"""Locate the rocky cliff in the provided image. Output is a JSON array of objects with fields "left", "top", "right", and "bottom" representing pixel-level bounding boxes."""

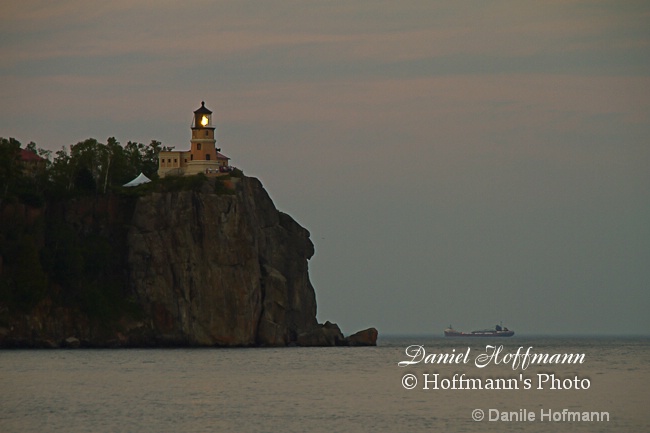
[{"left": 0, "top": 175, "right": 376, "bottom": 347}]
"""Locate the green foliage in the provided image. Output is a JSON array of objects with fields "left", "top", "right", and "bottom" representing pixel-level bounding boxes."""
[
  {"left": 0, "top": 136, "right": 227, "bottom": 204},
  {"left": 0, "top": 137, "right": 25, "bottom": 203},
  {"left": 0, "top": 136, "right": 166, "bottom": 201},
  {"left": 47, "top": 147, "right": 74, "bottom": 198},
  {"left": 213, "top": 177, "right": 236, "bottom": 195},
  {"left": 74, "top": 167, "right": 97, "bottom": 194},
  {"left": 158, "top": 173, "right": 208, "bottom": 192}
]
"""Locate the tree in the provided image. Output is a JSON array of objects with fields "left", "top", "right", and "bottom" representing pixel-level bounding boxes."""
[
  {"left": 101, "top": 137, "right": 120, "bottom": 193},
  {"left": 25, "top": 141, "right": 38, "bottom": 155},
  {"left": 123, "top": 139, "right": 164, "bottom": 180},
  {"left": 124, "top": 141, "right": 144, "bottom": 179},
  {"left": 0, "top": 137, "right": 24, "bottom": 203},
  {"left": 143, "top": 140, "right": 164, "bottom": 179},
  {"left": 70, "top": 138, "right": 103, "bottom": 192},
  {"left": 5, "top": 136, "right": 172, "bottom": 198},
  {"left": 74, "top": 167, "right": 96, "bottom": 194},
  {"left": 48, "top": 146, "right": 75, "bottom": 195}
]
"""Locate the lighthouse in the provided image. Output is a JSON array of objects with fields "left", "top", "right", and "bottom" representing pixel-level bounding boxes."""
[{"left": 158, "top": 102, "right": 230, "bottom": 177}]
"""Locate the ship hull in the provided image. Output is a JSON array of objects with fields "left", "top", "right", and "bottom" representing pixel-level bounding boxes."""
[{"left": 444, "top": 330, "right": 514, "bottom": 337}]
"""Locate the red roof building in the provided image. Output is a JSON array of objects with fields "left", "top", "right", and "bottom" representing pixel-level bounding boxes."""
[
  {"left": 20, "top": 149, "right": 45, "bottom": 163},
  {"left": 20, "top": 149, "right": 46, "bottom": 174}
]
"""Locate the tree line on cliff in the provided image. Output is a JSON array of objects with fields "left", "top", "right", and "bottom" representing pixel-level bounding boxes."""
[{"left": 0, "top": 136, "right": 169, "bottom": 207}]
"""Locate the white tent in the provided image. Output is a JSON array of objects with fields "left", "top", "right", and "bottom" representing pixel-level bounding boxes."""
[{"left": 123, "top": 172, "right": 152, "bottom": 187}]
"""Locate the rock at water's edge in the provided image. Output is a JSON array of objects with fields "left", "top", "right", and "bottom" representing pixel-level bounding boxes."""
[
  {"left": 345, "top": 328, "right": 378, "bottom": 346},
  {"left": 296, "top": 321, "right": 346, "bottom": 346},
  {"left": 62, "top": 337, "right": 80, "bottom": 348},
  {"left": 297, "top": 324, "right": 379, "bottom": 347}
]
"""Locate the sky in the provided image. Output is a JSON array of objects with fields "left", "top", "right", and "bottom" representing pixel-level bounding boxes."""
[{"left": 1, "top": 0, "right": 649, "bottom": 336}]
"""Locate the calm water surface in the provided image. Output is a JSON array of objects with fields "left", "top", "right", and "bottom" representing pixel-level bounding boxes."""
[{"left": 1, "top": 337, "right": 648, "bottom": 432}]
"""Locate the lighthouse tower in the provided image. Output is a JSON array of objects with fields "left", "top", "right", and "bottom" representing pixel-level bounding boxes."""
[{"left": 190, "top": 101, "right": 218, "bottom": 162}]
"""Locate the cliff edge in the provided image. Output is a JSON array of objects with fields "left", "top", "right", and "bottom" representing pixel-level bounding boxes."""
[{"left": 0, "top": 176, "right": 377, "bottom": 347}]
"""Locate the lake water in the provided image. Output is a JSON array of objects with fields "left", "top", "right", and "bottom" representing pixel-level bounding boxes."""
[{"left": 1, "top": 336, "right": 648, "bottom": 432}]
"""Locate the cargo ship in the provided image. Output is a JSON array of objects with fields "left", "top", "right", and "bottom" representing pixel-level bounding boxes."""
[{"left": 444, "top": 324, "right": 514, "bottom": 337}]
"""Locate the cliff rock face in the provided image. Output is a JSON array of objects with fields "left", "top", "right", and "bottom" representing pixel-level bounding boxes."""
[
  {"left": 0, "top": 176, "right": 376, "bottom": 347},
  {"left": 127, "top": 177, "right": 317, "bottom": 346}
]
